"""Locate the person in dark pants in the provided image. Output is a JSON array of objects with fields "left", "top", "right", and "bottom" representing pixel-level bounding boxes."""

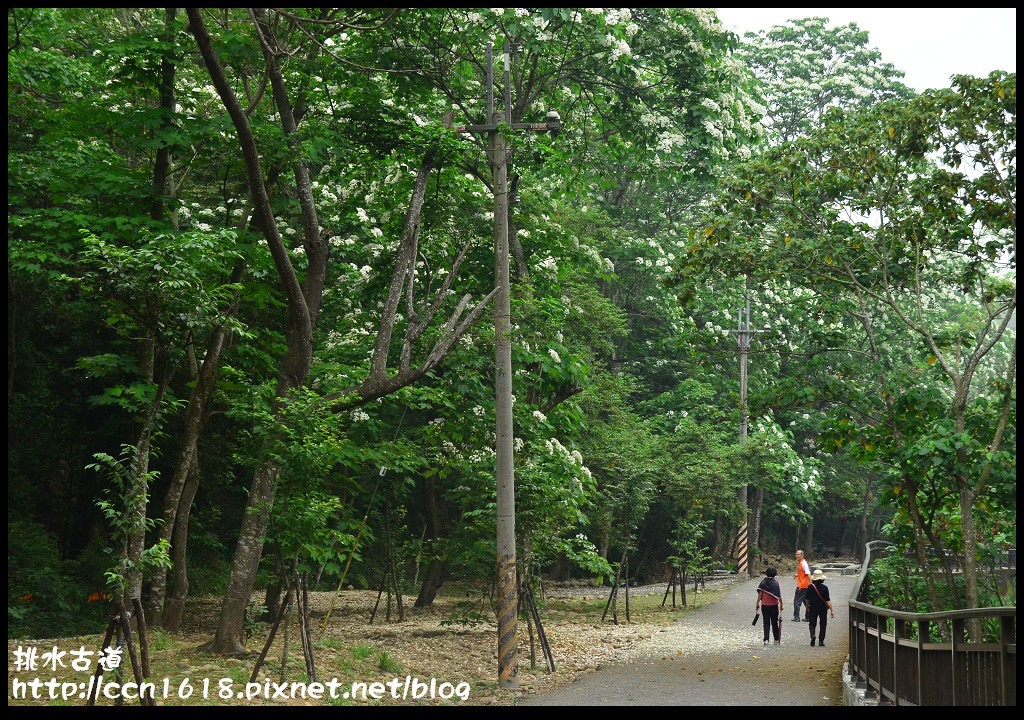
[
  {"left": 792, "top": 548, "right": 811, "bottom": 621},
  {"left": 804, "top": 569, "right": 835, "bottom": 647},
  {"left": 755, "top": 567, "right": 784, "bottom": 645}
]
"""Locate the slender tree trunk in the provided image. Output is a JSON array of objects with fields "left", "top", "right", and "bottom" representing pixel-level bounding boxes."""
[
  {"left": 415, "top": 560, "right": 448, "bottom": 609},
  {"left": 137, "top": 6, "right": 179, "bottom": 623},
  {"left": 750, "top": 487, "right": 764, "bottom": 570},
  {"left": 8, "top": 270, "right": 16, "bottom": 404},
  {"left": 506, "top": 176, "right": 530, "bottom": 281},
  {"left": 263, "top": 544, "right": 286, "bottom": 621},
  {"left": 963, "top": 343, "right": 1015, "bottom": 617},
  {"left": 713, "top": 516, "right": 725, "bottom": 559},
  {"left": 147, "top": 300, "right": 236, "bottom": 626},
  {"left": 834, "top": 518, "right": 847, "bottom": 557},
  {"left": 189, "top": 9, "right": 320, "bottom": 654},
  {"left": 151, "top": 7, "right": 176, "bottom": 223},
  {"left": 213, "top": 462, "right": 282, "bottom": 655},
  {"left": 959, "top": 489, "right": 982, "bottom": 617},
  {"left": 415, "top": 475, "right": 446, "bottom": 608},
  {"left": 125, "top": 340, "right": 172, "bottom": 607},
  {"left": 163, "top": 454, "right": 199, "bottom": 633},
  {"left": 189, "top": 10, "right": 491, "bottom": 653}
]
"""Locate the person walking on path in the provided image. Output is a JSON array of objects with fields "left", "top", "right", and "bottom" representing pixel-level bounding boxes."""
[
  {"left": 804, "top": 569, "right": 835, "bottom": 647},
  {"left": 792, "top": 549, "right": 811, "bottom": 622},
  {"left": 755, "top": 567, "right": 783, "bottom": 645}
]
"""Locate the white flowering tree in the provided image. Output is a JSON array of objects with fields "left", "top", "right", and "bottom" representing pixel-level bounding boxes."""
[
  {"left": 663, "top": 16, "right": 925, "bottom": 563},
  {"left": 16, "top": 8, "right": 967, "bottom": 656},
  {"left": 732, "top": 16, "right": 913, "bottom": 145},
  {"left": 309, "top": 7, "right": 763, "bottom": 601},
  {"left": 740, "top": 415, "right": 824, "bottom": 532},
  {"left": 183, "top": 7, "right": 531, "bottom": 653},
  {"left": 703, "top": 73, "right": 1016, "bottom": 612}
]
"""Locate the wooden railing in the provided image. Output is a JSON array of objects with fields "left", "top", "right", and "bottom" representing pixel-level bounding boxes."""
[{"left": 847, "top": 540, "right": 1016, "bottom": 706}]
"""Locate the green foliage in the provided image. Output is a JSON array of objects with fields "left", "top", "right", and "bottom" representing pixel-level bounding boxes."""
[
  {"left": 667, "top": 518, "right": 715, "bottom": 589},
  {"left": 867, "top": 547, "right": 1015, "bottom": 640},
  {"left": 243, "top": 599, "right": 268, "bottom": 642},
  {"left": 550, "top": 535, "right": 614, "bottom": 585},
  {"left": 740, "top": 415, "right": 824, "bottom": 524},
  {"left": 439, "top": 597, "right": 492, "bottom": 629},
  {"left": 7, "top": 518, "right": 113, "bottom": 638},
  {"left": 86, "top": 444, "right": 170, "bottom": 594},
  {"left": 733, "top": 16, "right": 914, "bottom": 144},
  {"left": 6, "top": 6, "right": 1013, "bottom": 642},
  {"left": 695, "top": 69, "right": 1015, "bottom": 601},
  {"left": 868, "top": 550, "right": 949, "bottom": 614}
]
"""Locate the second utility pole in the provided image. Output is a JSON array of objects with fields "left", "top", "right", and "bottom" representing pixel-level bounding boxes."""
[{"left": 731, "top": 295, "right": 764, "bottom": 577}]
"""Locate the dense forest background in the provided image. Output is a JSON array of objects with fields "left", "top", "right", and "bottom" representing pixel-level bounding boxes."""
[{"left": 8, "top": 8, "right": 1015, "bottom": 650}]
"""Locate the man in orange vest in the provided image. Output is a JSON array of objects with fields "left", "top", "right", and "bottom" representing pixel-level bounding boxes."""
[{"left": 792, "top": 549, "right": 811, "bottom": 622}]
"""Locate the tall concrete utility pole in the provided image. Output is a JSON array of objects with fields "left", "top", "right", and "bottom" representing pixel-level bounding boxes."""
[
  {"left": 730, "top": 295, "right": 764, "bottom": 576},
  {"left": 455, "top": 42, "right": 561, "bottom": 690}
]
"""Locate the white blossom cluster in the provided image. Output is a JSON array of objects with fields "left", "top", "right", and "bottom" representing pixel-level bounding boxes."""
[
  {"left": 752, "top": 415, "right": 822, "bottom": 497},
  {"left": 534, "top": 255, "right": 558, "bottom": 278},
  {"left": 467, "top": 447, "right": 497, "bottom": 465},
  {"left": 567, "top": 236, "right": 614, "bottom": 275},
  {"left": 543, "top": 437, "right": 592, "bottom": 480}
]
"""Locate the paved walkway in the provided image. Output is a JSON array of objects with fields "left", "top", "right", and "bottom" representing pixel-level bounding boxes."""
[{"left": 516, "top": 572, "right": 858, "bottom": 706}]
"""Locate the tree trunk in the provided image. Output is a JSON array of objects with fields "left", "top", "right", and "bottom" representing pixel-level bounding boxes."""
[
  {"left": 712, "top": 516, "right": 725, "bottom": 559},
  {"left": 8, "top": 270, "right": 16, "bottom": 404},
  {"left": 163, "top": 454, "right": 199, "bottom": 633},
  {"left": 414, "top": 475, "right": 446, "bottom": 608},
  {"left": 190, "top": 9, "right": 320, "bottom": 655},
  {"left": 125, "top": 339, "right": 172, "bottom": 606},
  {"left": 750, "top": 487, "right": 764, "bottom": 570},
  {"left": 507, "top": 176, "right": 530, "bottom": 281},
  {"left": 263, "top": 544, "right": 286, "bottom": 621},
  {"left": 150, "top": 7, "right": 176, "bottom": 223},
  {"left": 834, "top": 518, "right": 848, "bottom": 557},
  {"left": 147, "top": 302, "right": 236, "bottom": 626},
  {"left": 211, "top": 462, "right": 281, "bottom": 655},
  {"left": 858, "top": 477, "right": 871, "bottom": 562},
  {"left": 414, "top": 559, "right": 448, "bottom": 608},
  {"left": 803, "top": 517, "right": 814, "bottom": 560},
  {"left": 189, "top": 9, "right": 492, "bottom": 652},
  {"left": 547, "top": 552, "right": 571, "bottom": 582},
  {"left": 128, "top": 4, "right": 179, "bottom": 605},
  {"left": 856, "top": 295, "right": 945, "bottom": 615}
]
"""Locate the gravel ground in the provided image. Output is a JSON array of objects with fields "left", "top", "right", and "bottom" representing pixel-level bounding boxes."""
[
  {"left": 7, "top": 568, "right": 854, "bottom": 707},
  {"left": 537, "top": 574, "right": 758, "bottom": 663},
  {"left": 517, "top": 571, "right": 859, "bottom": 706}
]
